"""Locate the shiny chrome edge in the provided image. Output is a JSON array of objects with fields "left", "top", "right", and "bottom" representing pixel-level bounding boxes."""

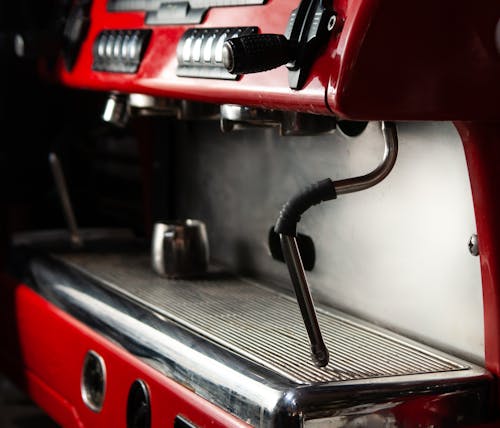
[
  {"left": 81, "top": 350, "right": 107, "bottom": 413},
  {"left": 25, "top": 252, "right": 493, "bottom": 427},
  {"left": 302, "top": 382, "right": 491, "bottom": 427},
  {"left": 28, "top": 254, "right": 286, "bottom": 427}
]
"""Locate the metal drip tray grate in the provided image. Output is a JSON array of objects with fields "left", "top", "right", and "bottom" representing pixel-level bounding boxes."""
[{"left": 54, "top": 252, "right": 467, "bottom": 384}]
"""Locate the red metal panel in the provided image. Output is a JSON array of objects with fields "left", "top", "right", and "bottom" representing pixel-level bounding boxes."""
[
  {"left": 0, "top": 277, "right": 251, "bottom": 428},
  {"left": 456, "top": 122, "right": 500, "bottom": 382},
  {"left": 25, "top": 370, "right": 84, "bottom": 428},
  {"left": 54, "top": 0, "right": 500, "bottom": 119},
  {"left": 328, "top": 1, "right": 500, "bottom": 120},
  {"left": 57, "top": 0, "right": 342, "bottom": 114}
]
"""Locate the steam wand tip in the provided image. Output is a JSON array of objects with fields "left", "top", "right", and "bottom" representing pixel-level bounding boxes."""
[{"left": 311, "top": 344, "right": 330, "bottom": 368}]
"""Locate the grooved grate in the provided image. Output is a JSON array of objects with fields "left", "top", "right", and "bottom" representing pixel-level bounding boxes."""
[{"left": 56, "top": 252, "right": 467, "bottom": 384}]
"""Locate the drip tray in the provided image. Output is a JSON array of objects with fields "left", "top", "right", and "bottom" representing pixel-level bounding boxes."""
[
  {"left": 26, "top": 249, "right": 493, "bottom": 427},
  {"left": 48, "top": 253, "right": 466, "bottom": 383}
]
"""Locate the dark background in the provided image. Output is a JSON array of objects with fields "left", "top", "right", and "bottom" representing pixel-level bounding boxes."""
[{"left": 0, "top": 2, "right": 150, "bottom": 425}]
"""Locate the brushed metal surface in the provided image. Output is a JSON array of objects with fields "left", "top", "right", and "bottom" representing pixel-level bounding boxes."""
[
  {"left": 171, "top": 120, "right": 484, "bottom": 364},
  {"left": 56, "top": 251, "right": 467, "bottom": 384}
]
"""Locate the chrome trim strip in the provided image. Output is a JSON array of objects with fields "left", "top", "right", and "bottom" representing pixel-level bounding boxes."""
[{"left": 29, "top": 255, "right": 286, "bottom": 426}]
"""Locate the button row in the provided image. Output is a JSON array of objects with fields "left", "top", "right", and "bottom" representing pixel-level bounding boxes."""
[
  {"left": 93, "top": 30, "right": 151, "bottom": 73},
  {"left": 176, "top": 27, "right": 257, "bottom": 80}
]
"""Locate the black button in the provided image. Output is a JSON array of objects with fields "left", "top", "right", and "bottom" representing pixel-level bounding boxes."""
[{"left": 127, "top": 379, "right": 151, "bottom": 428}]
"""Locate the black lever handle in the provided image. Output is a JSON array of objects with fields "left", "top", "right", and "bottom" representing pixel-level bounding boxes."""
[
  {"left": 222, "top": 0, "right": 337, "bottom": 89},
  {"left": 222, "top": 34, "right": 293, "bottom": 75}
]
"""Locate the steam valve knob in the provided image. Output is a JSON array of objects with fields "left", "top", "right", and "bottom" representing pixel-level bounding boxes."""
[{"left": 222, "top": 34, "right": 293, "bottom": 75}]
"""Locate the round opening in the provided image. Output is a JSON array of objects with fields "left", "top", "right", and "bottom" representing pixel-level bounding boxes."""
[
  {"left": 337, "top": 120, "right": 368, "bottom": 137},
  {"left": 127, "top": 379, "right": 151, "bottom": 428},
  {"left": 81, "top": 350, "right": 106, "bottom": 412}
]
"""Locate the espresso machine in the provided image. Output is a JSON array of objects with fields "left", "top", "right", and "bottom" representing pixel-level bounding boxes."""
[{"left": 0, "top": 0, "right": 499, "bottom": 427}]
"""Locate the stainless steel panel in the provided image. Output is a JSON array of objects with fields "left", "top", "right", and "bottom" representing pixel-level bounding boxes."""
[{"left": 172, "top": 121, "right": 484, "bottom": 364}]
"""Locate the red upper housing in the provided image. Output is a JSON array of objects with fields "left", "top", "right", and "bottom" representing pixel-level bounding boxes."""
[{"left": 56, "top": 0, "right": 500, "bottom": 119}]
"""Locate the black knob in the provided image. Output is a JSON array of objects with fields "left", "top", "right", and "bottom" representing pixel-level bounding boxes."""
[
  {"left": 222, "top": 34, "right": 292, "bottom": 75},
  {"left": 127, "top": 379, "right": 151, "bottom": 428}
]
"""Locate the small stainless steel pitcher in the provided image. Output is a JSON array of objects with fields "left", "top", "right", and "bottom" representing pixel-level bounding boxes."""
[{"left": 151, "top": 219, "right": 209, "bottom": 278}]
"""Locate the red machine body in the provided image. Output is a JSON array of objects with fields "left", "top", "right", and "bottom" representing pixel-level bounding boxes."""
[
  {"left": 2, "top": 0, "right": 500, "bottom": 426},
  {"left": 0, "top": 277, "right": 250, "bottom": 428},
  {"left": 57, "top": 0, "right": 500, "bottom": 119}
]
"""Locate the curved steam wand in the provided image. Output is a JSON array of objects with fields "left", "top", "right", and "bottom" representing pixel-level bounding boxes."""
[{"left": 274, "top": 121, "right": 398, "bottom": 367}]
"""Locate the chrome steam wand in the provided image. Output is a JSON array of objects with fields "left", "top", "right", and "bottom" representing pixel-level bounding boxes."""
[{"left": 275, "top": 121, "right": 398, "bottom": 367}]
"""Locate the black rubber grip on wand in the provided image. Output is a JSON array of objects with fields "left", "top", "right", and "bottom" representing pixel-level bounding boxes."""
[
  {"left": 222, "top": 34, "right": 292, "bottom": 75},
  {"left": 274, "top": 178, "right": 337, "bottom": 236}
]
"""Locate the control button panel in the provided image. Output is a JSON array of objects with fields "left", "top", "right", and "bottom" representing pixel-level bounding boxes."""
[
  {"left": 176, "top": 27, "right": 258, "bottom": 80},
  {"left": 93, "top": 30, "right": 151, "bottom": 73}
]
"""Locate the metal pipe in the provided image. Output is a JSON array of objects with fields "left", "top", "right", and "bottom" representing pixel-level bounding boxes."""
[
  {"left": 280, "top": 234, "right": 329, "bottom": 367},
  {"left": 334, "top": 121, "right": 398, "bottom": 195},
  {"left": 277, "top": 121, "right": 398, "bottom": 367},
  {"left": 49, "top": 152, "right": 83, "bottom": 248}
]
